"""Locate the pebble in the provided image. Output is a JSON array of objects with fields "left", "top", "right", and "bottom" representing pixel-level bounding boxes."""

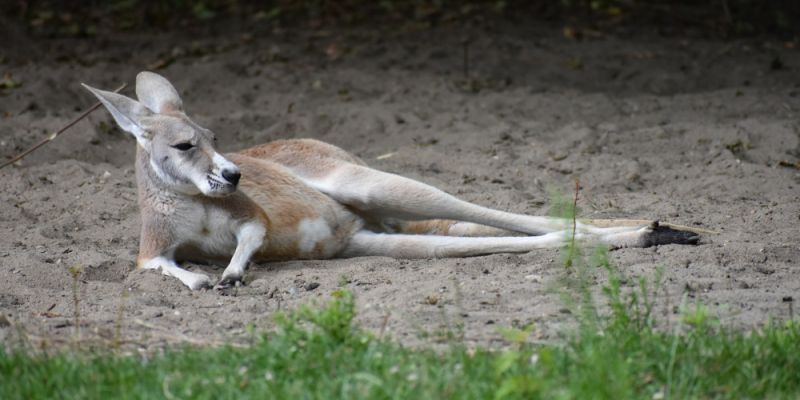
[{"left": 524, "top": 274, "right": 542, "bottom": 282}]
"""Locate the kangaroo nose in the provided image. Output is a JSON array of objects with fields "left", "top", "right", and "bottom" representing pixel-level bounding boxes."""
[{"left": 222, "top": 169, "right": 241, "bottom": 186}]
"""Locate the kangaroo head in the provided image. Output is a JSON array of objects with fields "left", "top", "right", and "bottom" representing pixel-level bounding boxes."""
[{"left": 83, "top": 72, "right": 240, "bottom": 197}]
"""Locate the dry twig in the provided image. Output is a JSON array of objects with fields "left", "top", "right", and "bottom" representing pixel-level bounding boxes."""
[{"left": 0, "top": 83, "right": 126, "bottom": 170}]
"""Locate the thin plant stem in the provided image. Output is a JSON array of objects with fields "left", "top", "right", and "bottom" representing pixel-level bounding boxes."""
[{"left": 0, "top": 83, "right": 126, "bottom": 170}]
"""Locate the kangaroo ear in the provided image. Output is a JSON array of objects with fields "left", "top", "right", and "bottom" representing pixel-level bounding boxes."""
[
  {"left": 82, "top": 83, "right": 153, "bottom": 144},
  {"left": 135, "top": 71, "right": 183, "bottom": 113}
]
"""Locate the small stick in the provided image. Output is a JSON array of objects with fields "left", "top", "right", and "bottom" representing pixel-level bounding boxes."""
[
  {"left": 462, "top": 36, "right": 471, "bottom": 81},
  {"left": 571, "top": 178, "right": 580, "bottom": 249},
  {"left": 68, "top": 264, "right": 82, "bottom": 344},
  {"left": 0, "top": 83, "right": 126, "bottom": 171},
  {"left": 114, "top": 288, "right": 129, "bottom": 352},
  {"left": 378, "top": 312, "right": 391, "bottom": 339},
  {"left": 565, "top": 177, "right": 580, "bottom": 267},
  {"left": 720, "top": 0, "right": 733, "bottom": 25}
]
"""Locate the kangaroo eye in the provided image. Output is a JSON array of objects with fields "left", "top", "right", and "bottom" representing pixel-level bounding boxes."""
[{"left": 172, "top": 142, "right": 194, "bottom": 151}]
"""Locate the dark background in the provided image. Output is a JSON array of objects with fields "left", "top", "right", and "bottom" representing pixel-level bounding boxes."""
[
  {"left": 1, "top": 0, "right": 799, "bottom": 350},
  {"left": 3, "top": 1, "right": 800, "bottom": 38}
]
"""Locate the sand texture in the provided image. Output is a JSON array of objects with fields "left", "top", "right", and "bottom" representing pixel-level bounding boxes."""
[{"left": 1, "top": 23, "right": 798, "bottom": 349}]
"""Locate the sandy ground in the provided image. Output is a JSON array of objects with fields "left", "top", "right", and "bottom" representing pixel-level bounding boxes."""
[{"left": 1, "top": 21, "right": 799, "bottom": 350}]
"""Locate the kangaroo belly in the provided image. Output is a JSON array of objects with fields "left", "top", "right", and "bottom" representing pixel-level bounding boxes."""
[
  {"left": 229, "top": 153, "right": 363, "bottom": 261},
  {"left": 256, "top": 214, "right": 361, "bottom": 261}
]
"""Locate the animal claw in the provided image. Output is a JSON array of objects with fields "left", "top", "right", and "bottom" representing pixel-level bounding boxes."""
[
  {"left": 642, "top": 224, "right": 700, "bottom": 247},
  {"left": 214, "top": 275, "right": 244, "bottom": 292}
]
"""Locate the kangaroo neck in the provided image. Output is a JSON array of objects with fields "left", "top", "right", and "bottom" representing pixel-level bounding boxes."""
[{"left": 135, "top": 145, "right": 191, "bottom": 215}]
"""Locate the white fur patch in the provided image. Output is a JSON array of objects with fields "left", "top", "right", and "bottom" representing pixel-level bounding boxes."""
[
  {"left": 212, "top": 152, "right": 239, "bottom": 175},
  {"left": 221, "top": 222, "right": 266, "bottom": 280},
  {"left": 142, "top": 256, "right": 167, "bottom": 270},
  {"left": 237, "top": 222, "right": 266, "bottom": 249},
  {"left": 447, "top": 222, "right": 474, "bottom": 237},
  {"left": 172, "top": 205, "right": 238, "bottom": 256},
  {"left": 150, "top": 158, "right": 173, "bottom": 184},
  {"left": 297, "top": 218, "right": 332, "bottom": 253},
  {"left": 189, "top": 170, "right": 214, "bottom": 195},
  {"left": 142, "top": 256, "right": 211, "bottom": 290},
  {"left": 133, "top": 131, "right": 150, "bottom": 148}
]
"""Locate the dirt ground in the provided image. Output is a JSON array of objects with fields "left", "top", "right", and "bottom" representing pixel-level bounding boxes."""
[{"left": 1, "top": 20, "right": 799, "bottom": 350}]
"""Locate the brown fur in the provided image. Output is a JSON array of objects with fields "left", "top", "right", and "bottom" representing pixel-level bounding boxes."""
[
  {"left": 240, "top": 139, "right": 367, "bottom": 178},
  {"left": 227, "top": 153, "right": 362, "bottom": 260},
  {"left": 85, "top": 71, "right": 700, "bottom": 291},
  {"left": 395, "top": 219, "right": 454, "bottom": 235}
]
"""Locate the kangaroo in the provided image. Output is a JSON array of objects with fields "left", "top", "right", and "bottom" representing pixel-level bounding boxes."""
[{"left": 83, "top": 72, "right": 699, "bottom": 291}]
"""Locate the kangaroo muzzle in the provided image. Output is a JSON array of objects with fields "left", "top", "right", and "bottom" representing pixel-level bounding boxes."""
[{"left": 222, "top": 168, "right": 241, "bottom": 186}]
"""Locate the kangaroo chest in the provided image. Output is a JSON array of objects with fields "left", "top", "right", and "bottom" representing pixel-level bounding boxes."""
[
  {"left": 171, "top": 202, "right": 241, "bottom": 257},
  {"left": 162, "top": 191, "right": 361, "bottom": 263}
]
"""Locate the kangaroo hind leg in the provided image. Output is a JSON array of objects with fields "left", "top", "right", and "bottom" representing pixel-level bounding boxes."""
[
  {"left": 339, "top": 230, "right": 568, "bottom": 259},
  {"left": 383, "top": 219, "right": 523, "bottom": 237},
  {"left": 312, "top": 163, "right": 700, "bottom": 247}
]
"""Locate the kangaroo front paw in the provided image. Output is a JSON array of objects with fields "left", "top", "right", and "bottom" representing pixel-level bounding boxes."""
[{"left": 215, "top": 274, "right": 245, "bottom": 291}]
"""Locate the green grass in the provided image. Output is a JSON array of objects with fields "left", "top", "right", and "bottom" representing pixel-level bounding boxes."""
[
  {"left": 3, "top": 188, "right": 799, "bottom": 398},
  {"left": 2, "top": 283, "right": 799, "bottom": 399}
]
